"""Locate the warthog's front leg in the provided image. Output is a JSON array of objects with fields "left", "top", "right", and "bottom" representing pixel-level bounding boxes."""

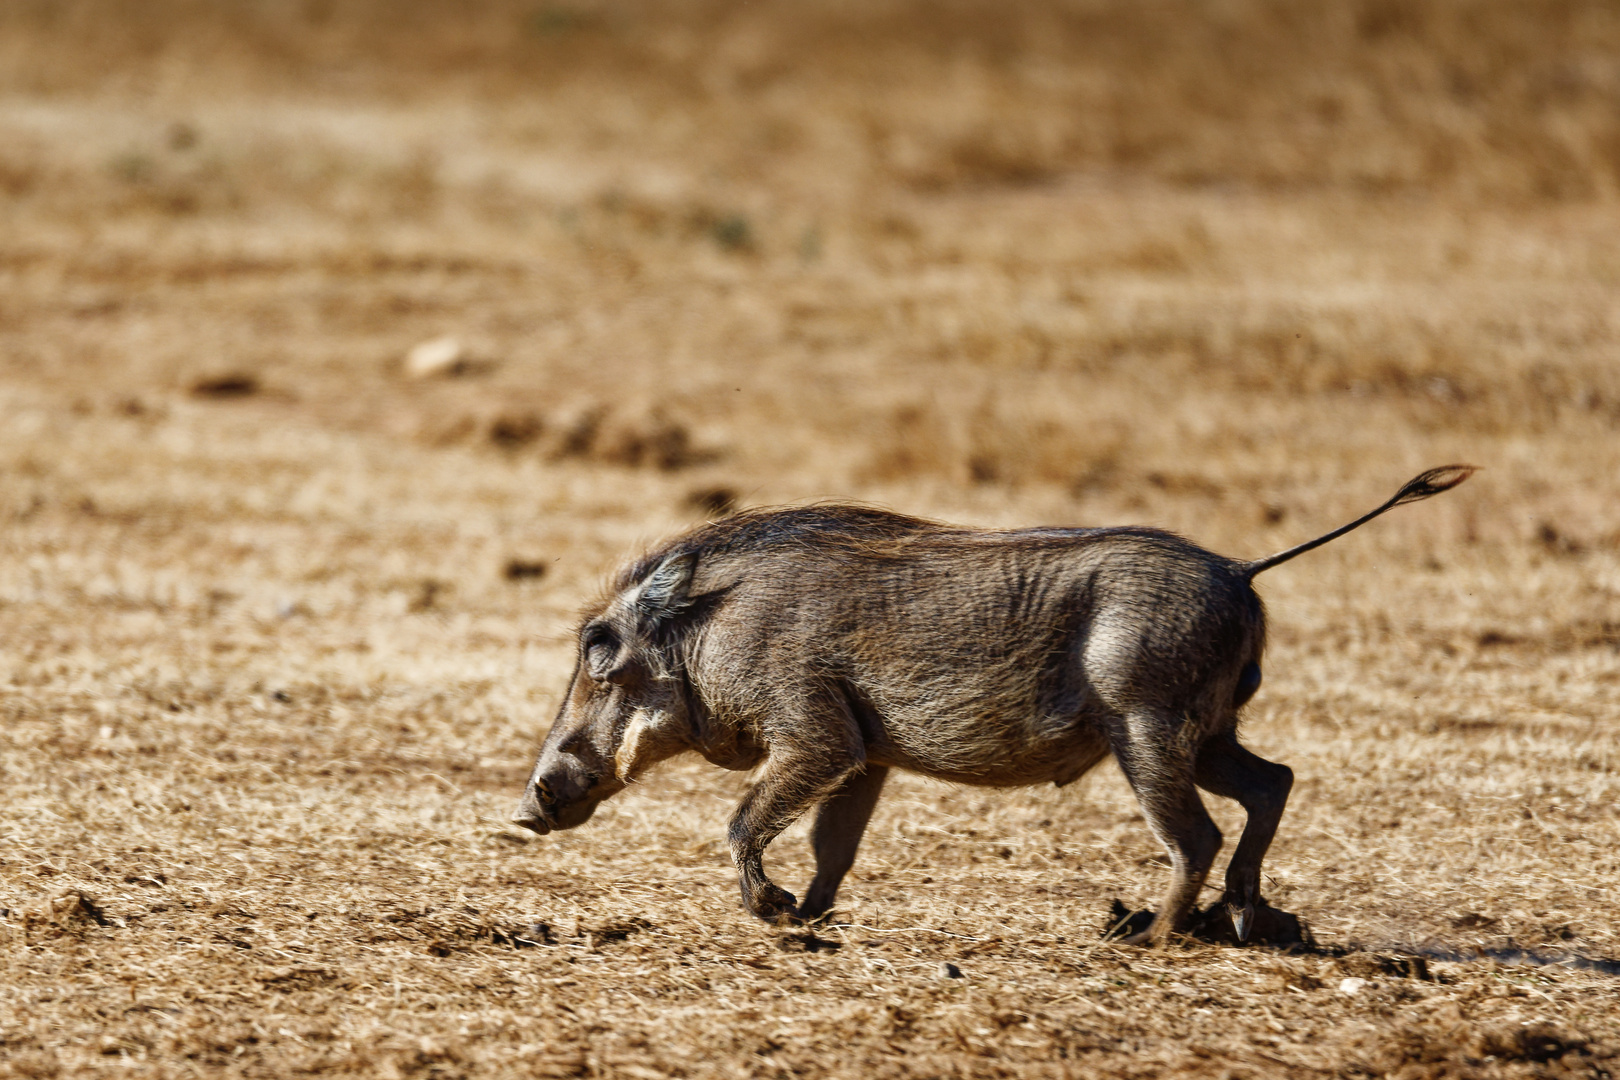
[
  {"left": 1195, "top": 732, "right": 1294, "bottom": 941},
  {"left": 728, "top": 752, "right": 862, "bottom": 922},
  {"left": 1109, "top": 710, "right": 1223, "bottom": 947},
  {"left": 798, "top": 764, "right": 889, "bottom": 920}
]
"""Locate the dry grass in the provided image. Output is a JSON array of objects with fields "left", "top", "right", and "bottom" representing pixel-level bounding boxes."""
[{"left": 3, "top": 2, "right": 1620, "bottom": 1077}]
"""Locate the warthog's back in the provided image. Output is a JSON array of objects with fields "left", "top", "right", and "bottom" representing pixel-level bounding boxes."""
[{"left": 656, "top": 507, "right": 1265, "bottom": 787}]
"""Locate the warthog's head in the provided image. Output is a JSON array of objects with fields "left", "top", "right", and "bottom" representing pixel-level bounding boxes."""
[{"left": 512, "top": 552, "right": 698, "bottom": 835}]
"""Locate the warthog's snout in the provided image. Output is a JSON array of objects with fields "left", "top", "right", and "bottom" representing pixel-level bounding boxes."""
[
  {"left": 511, "top": 779, "right": 554, "bottom": 835},
  {"left": 512, "top": 769, "right": 605, "bottom": 835}
]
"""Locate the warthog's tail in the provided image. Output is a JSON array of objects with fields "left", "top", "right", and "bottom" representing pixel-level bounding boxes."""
[{"left": 1243, "top": 465, "right": 1477, "bottom": 579}]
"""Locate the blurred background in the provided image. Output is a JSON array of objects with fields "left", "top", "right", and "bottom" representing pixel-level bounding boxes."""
[{"left": 4, "top": 2, "right": 1619, "bottom": 514}]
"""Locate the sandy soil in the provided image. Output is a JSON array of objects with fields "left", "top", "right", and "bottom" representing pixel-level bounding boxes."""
[{"left": 3, "top": 3, "right": 1620, "bottom": 1077}]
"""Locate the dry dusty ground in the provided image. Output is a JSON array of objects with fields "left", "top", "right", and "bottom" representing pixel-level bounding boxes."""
[{"left": 3, "top": 2, "right": 1620, "bottom": 1077}]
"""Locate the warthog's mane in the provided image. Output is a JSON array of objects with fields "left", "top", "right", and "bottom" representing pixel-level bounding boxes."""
[
  {"left": 610, "top": 503, "right": 1190, "bottom": 596},
  {"left": 614, "top": 504, "right": 939, "bottom": 591}
]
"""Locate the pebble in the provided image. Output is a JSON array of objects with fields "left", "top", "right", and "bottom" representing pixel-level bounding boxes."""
[
  {"left": 1337, "top": 977, "right": 1369, "bottom": 995},
  {"left": 938, "top": 962, "right": 963, "bottom": 980},
  {"left": 405, "top": 336, "right": 465, "bottom": 378}
]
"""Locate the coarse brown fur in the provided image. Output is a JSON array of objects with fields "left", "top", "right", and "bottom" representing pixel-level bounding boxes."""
[{"left": 515, "top": 467, "right": 1474, "bottom": 946}]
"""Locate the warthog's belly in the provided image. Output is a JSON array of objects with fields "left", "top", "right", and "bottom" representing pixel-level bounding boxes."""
[{"left": 864, "top": 707, "right": 1113, "bottom": 789}]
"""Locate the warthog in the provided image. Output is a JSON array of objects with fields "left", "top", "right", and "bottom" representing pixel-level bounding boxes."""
[{"left": 514, "top": 466, "right": 1473, "bottom": 945}]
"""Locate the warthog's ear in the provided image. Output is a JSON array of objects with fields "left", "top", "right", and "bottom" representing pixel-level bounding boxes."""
[{"left": 630, "top": 550, "right": 697, "bottom": 624}]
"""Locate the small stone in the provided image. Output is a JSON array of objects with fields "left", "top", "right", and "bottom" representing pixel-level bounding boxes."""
[
  {"left": 1337, "top": 977, "right": 1369, "bottom": 995},
  {"left": 938, "top": 962, "right": 963, "bottom": 980},
  {"left": 405, "top": 336, "right": 465, "bottom": 378}
]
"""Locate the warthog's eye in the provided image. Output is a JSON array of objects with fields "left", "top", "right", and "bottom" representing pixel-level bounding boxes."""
[{"left": 582, "top": 623, "right": 621, "bottom": 682}]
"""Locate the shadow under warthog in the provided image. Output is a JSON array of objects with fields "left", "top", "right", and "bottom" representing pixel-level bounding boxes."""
[
  {"left": 1103, "top": 898, "right": 1311, "bottom": 948},
  {"left": 1100, "top": 898, "right": 1620, "bottom": 977}
]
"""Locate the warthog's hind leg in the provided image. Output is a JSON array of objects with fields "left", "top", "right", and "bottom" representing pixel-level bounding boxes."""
[
  {"left": 1108, "top": 710, "right": 1223, "bottom": 946},
  {"left": 798, "top": 764, "right": 889, "bottom": 921},
  {"left": 728, "top": 750, "right": 862, "bottom": 923},
  {"left": 1194, "top": 732, "right": 1293, "bottom": 941}
]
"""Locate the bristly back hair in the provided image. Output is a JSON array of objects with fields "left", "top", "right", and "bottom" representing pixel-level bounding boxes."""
[{"left": 1242, "top": 464, "right": 1477, "bottom": 579}]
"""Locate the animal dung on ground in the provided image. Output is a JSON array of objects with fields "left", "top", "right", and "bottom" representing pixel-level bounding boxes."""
[
  {"left": 189, "top": 372, "right": 259, "bottom": 398},
  {"left": 503, "top": 558, "right": 547, "bottom": 582},
  {"left": 408, "top": 579, "right": 445, "bottom": 612},
  {"left": 404, "top": 336, "right": 465, "bottom": 378},
  {"left": 684, "top": 486, "right": 738, "bottom": 517},
  {"left": 488, "top": 412, "right": 543, "bottom": 449},
  {"left": 587, "top": 408, "right": 708, "bottom": 470},
  {"left": 512, "top": 466, "right": 1473, "bottom": 947}
]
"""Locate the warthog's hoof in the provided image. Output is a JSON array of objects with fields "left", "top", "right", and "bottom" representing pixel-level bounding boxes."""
[{"left": 745, "top": 883, "right": 799, "bottom": 923}]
